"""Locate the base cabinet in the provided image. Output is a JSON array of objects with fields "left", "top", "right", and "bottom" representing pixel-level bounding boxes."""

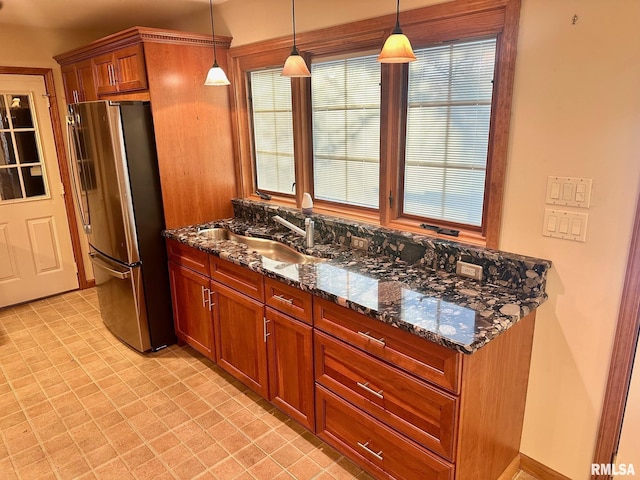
[
  {"left": 213, "top": 281, "right": 269, "bottom": 399},
  {"left": 168, "top": 261, "right": 214, "bottom": 359},
  {"left": 166, "top": 240, "right": 536, "bottom": 480},
  {"left": 266, "top": 306, "right": 315, "bottom": 431}
]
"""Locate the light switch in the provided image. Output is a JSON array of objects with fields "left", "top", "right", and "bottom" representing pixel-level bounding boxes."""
[
  {"left": 546, "top": 176, "right": 592, "bottom": 208},
  {"left": 543, "top": 209, "right": 588, "bottom": 242}
]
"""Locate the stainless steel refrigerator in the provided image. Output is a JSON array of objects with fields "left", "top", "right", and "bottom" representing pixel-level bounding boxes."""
[{"left": 67, "top": 100, "right": 175, "bottom": 352}]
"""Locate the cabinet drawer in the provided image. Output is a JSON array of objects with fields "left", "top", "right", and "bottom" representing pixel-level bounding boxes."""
[
  {"left": 166, "top": 238, "right": 209, "bottom": 276},
  {"left": 314, "top": 331, "right": 457, "bottom": 460},
  {"left": 316, "top": 386, "right": 453, "bottom": 480},
  {"left": 265, "top": 277, "right": 312, "bottom": 324},
  {"left": 210, "top": 256, "right": 264, "bottom": 301},
  {"left": 314, "top": 297, "right": 461, "bottom": 393}
]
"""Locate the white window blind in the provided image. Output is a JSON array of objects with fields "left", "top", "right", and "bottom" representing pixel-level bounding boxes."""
[
  {"left": 250, "top": 68, "right": 294, "bottom": 195},
  {"left": 404, "top": 38, "right": 497, "bottom": 227},
  {"left": 312, "top": 54, "right": 381, "bottom": 208}
]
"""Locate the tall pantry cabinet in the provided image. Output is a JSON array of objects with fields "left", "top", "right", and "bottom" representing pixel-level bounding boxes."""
[{"left": 55, "top": 27, "right": 238, "bottom": 229}]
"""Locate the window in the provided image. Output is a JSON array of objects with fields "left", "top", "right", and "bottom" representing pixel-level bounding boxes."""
[
  {"left": 229, "top": 0, "right": 519, "bottom": 246},
  {"left": 311, "top": 54, "right": 381, "bottom": 209},
  {"left": 403, "top": 38, "right": 497, "bottom": 227},
  {"left": 250, "top": 68, "right": 294, "bottom": 196}
]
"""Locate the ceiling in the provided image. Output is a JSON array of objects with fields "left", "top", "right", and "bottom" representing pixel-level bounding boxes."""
[{"left": 0, "top": 0, "right": 231, "bottom": 31}]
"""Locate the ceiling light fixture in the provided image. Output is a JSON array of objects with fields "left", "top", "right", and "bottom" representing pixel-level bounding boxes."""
[
  {"left": 282, "top": 0, "right": 311, "bottom": 77},
  {"left": 378, "top": 0, "right": 416, "bottom": 63},
  {"left": 204, "top": 0, "right": 230, "bottom": 86}
]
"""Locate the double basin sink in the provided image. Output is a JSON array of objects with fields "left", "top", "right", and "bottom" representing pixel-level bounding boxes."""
[{"left": 198, "top": 228, "right": 324, "bottom": 265}]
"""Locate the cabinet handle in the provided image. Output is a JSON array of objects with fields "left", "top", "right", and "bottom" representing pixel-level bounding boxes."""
[
  {"left": 73, "top": 90, "right": 78, "bottom": 103},
  {"left": 263, "top": 317, "right": 271, "bottom": 343},
  {"left": 273, "top": 294, "right": 294, "bottom": 304},
  {"left": 357, "top": 331, "right": 386, "bottom": 347},
  {"left": 356, "top": 381, "right": 384, "bottom": 399},
  {"left": 108, "top": 65, "right": 116, "bottom": 86},
  {"left": 357, "top": 441, "right": 383, "bottom": 461},
  {"left": 208, "top": 289, "right": 214, "bottom": 311},
  {"left": 201, "top": 285, "right": 210, "bottom": 309}
]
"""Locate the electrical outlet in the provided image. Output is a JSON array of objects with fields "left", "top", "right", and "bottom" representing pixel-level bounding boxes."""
[
  {"left": 351, "top": 236, "right": 369, "bottom": 251},
  {"left": 456, "top": 261, "right": 483, "bottom": 280}
]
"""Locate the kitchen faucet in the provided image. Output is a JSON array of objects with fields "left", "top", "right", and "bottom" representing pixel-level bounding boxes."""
[{"left": 273, "top": 215, "right": 315, "bottom": 248}]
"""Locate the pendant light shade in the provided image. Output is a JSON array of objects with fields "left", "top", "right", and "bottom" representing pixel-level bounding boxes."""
[
  {"left": 282, "top": 0, "right": 310, "bottom": 77},
  {"left": 205, "top": 0, "right": 230, "bottom": 86},
  {"left": 378, "top": 0, "right": 416, "bottom": 63}
]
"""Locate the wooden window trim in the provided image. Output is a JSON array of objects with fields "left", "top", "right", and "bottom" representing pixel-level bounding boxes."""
[{"left": 228, "top": 0, "right": 521, "bottom": 248}]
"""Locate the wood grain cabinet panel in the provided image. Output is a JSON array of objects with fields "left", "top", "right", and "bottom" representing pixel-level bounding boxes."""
[
  {"left": 168, "top": 261, "right": 214, "bottom": 359},
  {"left": 314, "top": 297, "right": 461, "bottom": 393},
  {"left": 211, "top": 256, "right": 264, "bottom": 301},
  {"left": 266, "top": 307, "right": 315, "bottom": 431},
  {"left": 166, "top": 238, "right": 209, "bottom": 276},
  {"left": 93, "top": 44, "right": 147, "bottom": 95},
  {"left": 61, "top": 59, "right": 97, "bottom": 103},
  {"left": 265, "top": 277, "right": 313, "bottom": 324},
  {"left": 213, "top": 280, "right": 268, "bottom": 398},
  {"left": 316, "top": 386, "right": 454, "bottom": 480},
  {"left": 314, "top": 330, "right": 458, "bottom": 460}
]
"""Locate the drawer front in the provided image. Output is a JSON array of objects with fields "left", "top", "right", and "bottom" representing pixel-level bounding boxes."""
[
  {"left": 316, "top": 386, "right": 453, "bottom": 480},
  {"left": 265, "top": 277, "right": 312, "bottom": 324},
  {"left": 315, "top": 331, "right": 457, "bottom": 460},
  {"left": 210, "top": 256, "right": 264, "bottom": 301},
  {"left": 314, "top": 297, "right": 461, "bottom": 393},
  {"left": 166, "top": 238, "right": 209, "bottom": 276}
]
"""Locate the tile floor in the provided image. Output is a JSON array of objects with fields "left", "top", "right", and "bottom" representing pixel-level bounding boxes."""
[{"left": 0, "top": 288, "right": 538, "bottom": 480}]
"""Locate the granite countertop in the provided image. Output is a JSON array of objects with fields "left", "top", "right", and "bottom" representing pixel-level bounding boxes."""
[{"left": 164, "top": 215, "right": 550, "bottom": 355}]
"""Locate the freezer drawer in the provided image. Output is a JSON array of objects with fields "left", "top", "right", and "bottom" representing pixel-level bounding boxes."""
[{"left": 90, "top": 251, "right": 151, "bottom": 352}]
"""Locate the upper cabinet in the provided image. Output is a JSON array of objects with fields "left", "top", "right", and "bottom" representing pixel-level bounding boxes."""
[
  {"left": 55, "top": 27, "right": 239, "bottom": 229},
  {"left": 92, "top": 44, "right": 147, "bottom": 95}
]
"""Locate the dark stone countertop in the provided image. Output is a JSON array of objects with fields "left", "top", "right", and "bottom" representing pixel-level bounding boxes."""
[{"left": 163, "top": 218, "right": 549, "bottom": 354}]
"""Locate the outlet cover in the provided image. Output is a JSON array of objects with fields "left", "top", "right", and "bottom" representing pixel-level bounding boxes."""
[
  {"left": 456, "top": 261, "right": 483, "bottom": 280},
  {"left": 351, "top": 236, "right": 369, "bottom": 251}
]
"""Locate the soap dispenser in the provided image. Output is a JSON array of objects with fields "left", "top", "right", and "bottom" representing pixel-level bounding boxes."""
[{"left": 302, "top": 193, "right": 313, "bottom": 215}]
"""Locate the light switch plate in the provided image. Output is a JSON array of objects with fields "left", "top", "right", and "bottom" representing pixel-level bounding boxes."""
[
  {"left": 543, "top": 209, "right": 588, "bottom": 242},
  {"left": 546, "top": 176, "right": 592, "bottom": 208}
]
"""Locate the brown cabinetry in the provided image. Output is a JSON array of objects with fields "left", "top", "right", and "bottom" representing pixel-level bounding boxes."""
[
  {"left": 168, "top": 261, "right": 215, "bottom": 359},
  {"left": 61, "top": 59, "right": 97, "bottom": 103},
  {"left": 213, "top": 280, "right": 269, "bottom": 398},
  {"left": 56, "top": 27, "right": 238, "bottom": 228},
  {"left": 93, "top": 44, "right": 147, "bottom": 95}
]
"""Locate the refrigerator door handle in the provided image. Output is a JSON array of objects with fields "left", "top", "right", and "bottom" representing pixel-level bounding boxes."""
[
  {"left": 66, "top": 115, "right": 92, "bottom": 234},
  {"left": 89, "top": 253, "right": 130, "bottom": 280}
]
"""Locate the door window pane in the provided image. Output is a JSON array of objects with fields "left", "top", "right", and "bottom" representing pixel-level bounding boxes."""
[
  {"left": 250, "top": 68, "right": 294, "bottom": 195},
  {"left": 312, "top": 54, "right": 381, "bottom": 209},
  {"left": 0, "top": 132, "right": 17, "bottom": 165},
  {"left": 403, "top": 38, "right": 496, "bottom": 227},
  {"left": 0, "top": 168, "right": 22, "bottom": 200},
  {"left": 8, "top": 95, "right": 34, "bottom": 128},
  {"left": 22, "top": 166, "right": 46, "bottom": 197},
  {"left": 14, "top": 131, "right": 41, "bottom": 164}
]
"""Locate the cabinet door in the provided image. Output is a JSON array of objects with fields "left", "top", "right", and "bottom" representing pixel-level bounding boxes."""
[
  {"left": 266, "top": 307, "right": 315, "bottom": 431},
  {"left": 213, "top": 281, "right": 268, "bottom": 398},
  {"left": 93, "top": 52, "right": 118, "bottom": 95},
  {"left": 168, "top": 261, "right": 215, "bottom": 359},
  {"left": 113, "top": 44, "right": 147, "bottom": 92},
  {"left": 76, "top": 59, "right": 97, "bottom": 101},
  {"left": 61, "top": 64, "right": 81, "bottom": 104}
]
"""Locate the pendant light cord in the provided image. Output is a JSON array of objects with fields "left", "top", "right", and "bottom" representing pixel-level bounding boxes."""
[
  {"left": 291, "top": 0, "right": 298, "bottom": 50},
  {"left": 209, "top": 0, "right": 219, "bottom": 65},
  {"left": 393, "top": 0, "right": 402, "bottom": 34}
]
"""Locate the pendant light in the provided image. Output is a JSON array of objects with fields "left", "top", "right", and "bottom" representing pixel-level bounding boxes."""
[
  {"left": 204, "top": 0, "right": 230, "bottom": 86},
  {"left": 378, "top": 0, "right": 416, "bottom": 63},
  {"left": 282, "top": 0, "right": 311, "bottom": 77}
]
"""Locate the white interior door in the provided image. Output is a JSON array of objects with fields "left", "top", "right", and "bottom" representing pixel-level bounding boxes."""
[{"left": 0, "top": 74, "right": 78, "bottom": 307}]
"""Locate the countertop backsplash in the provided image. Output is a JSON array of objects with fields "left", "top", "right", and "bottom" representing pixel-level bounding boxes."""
[{"left": 231, "top": 198, "right": 551, "bottom": 299}]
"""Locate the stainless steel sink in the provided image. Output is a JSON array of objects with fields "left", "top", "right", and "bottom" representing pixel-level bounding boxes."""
[{"left": 198, "top": 228, "right": 324, "bottom": 265}]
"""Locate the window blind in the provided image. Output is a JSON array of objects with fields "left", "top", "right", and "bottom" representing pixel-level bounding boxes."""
[
  {"left": 312, "top": 54, "right": 381, "bottom": 208},
  {"left": 404, "top": 38, "right": 497, "bottom": 227},
  {"left": 250, "top": 68, "right": 294, "bottom": 195}
]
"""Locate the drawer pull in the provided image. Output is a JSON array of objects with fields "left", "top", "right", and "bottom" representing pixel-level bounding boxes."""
[
  {"left": 356, "top": 381, "right": 384, "bottom": 399},
  {"left": 357, "top": 441, "right": 383, "bottom": 461},
  {"left": 357, "top": 330, "right": 386, "bottom": 347},
  {"left": 273, "top": 294, "right": 294, "bottom": 304}
]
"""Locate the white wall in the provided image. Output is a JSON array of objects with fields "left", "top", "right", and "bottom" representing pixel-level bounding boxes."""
[{"left": 185, "top": 1, "right": 640, "bottom": 478}]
